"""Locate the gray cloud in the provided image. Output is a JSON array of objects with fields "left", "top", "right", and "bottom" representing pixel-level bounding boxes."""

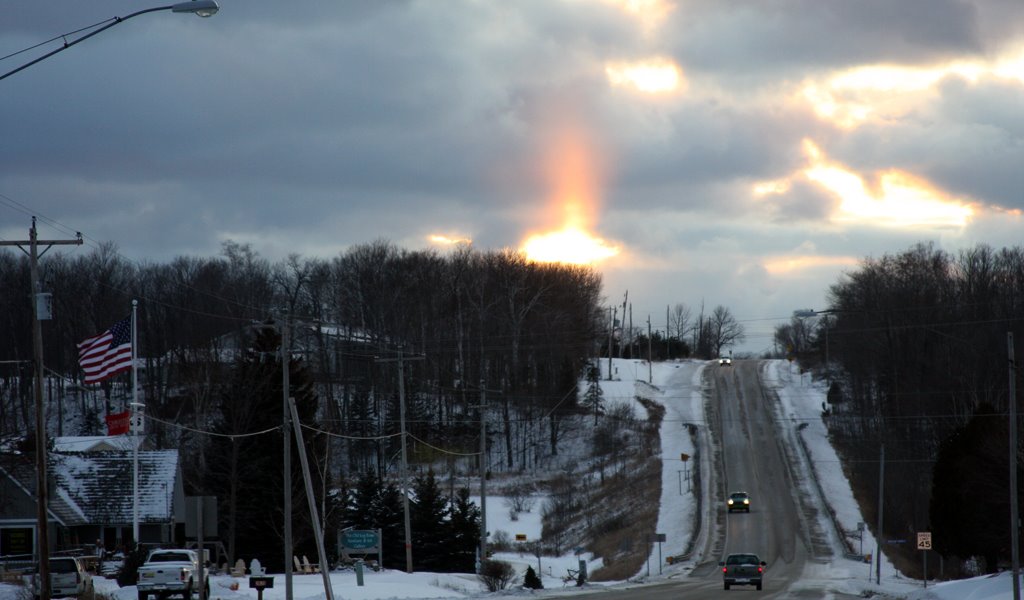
[{"left": 3, "top": 0, "right": 1024, "bottom": 353}]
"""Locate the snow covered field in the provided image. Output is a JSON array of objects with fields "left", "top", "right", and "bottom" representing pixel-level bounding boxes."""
[{"left": 2, "top": 358, "right": 1019, "bottom": 600}]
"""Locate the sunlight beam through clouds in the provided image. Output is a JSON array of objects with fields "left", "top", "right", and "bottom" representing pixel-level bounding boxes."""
[
  {"left": 520, "top": 119, "right": 621, "bottom": 265},
  {"left": 755, "top": 139, "right": 975, "bottom": 229}
]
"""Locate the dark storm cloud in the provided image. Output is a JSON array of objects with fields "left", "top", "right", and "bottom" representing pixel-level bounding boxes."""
[{"left": 669, "top": 0, "right": 983, "bottom": 80}]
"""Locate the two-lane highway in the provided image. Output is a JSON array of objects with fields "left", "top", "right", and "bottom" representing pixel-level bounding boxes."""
[{"left": 574, "top": 360, "right": 858, "bottom": 599}]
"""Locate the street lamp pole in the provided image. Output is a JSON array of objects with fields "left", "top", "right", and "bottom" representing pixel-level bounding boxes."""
[{"left": 0, "top": 1, "right": 219, "bottom": 82}]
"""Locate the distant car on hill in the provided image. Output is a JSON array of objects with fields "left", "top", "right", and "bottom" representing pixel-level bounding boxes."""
[
  {"left": 727, "top": 491, "right": 750, "bottom": 512},
  {"left": 718, "top": 357, "right": 732, "bottom": 366}
]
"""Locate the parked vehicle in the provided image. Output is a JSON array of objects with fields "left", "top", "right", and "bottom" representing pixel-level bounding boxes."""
[
  {"left": 136, "top": 549, "right": 206, "bottom": 600},
  {"left": 719, "top": 553, "right": 766, "bottom": 590},
  {"left": 27, "top": 556, "right": 94, "bottom": 599}
]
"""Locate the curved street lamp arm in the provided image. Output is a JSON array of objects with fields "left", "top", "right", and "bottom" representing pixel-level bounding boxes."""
[{"left": 1, "top": 2, "right": 216, "bottom": 82}]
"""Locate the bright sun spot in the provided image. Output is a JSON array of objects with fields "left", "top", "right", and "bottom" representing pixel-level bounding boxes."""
[
  {"left": 606, "top": 58, "right": 683, "bottom": 94},
  {"left": 523, "top": 227, "right": 620, "bottom": 265},
  {"left": 753, "top": 139, "right": 975, "bottom": 228}
]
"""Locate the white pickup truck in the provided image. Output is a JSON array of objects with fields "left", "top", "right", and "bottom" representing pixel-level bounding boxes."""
[{"left": 136, "top": 549, "right": 205, "bottom": 600}]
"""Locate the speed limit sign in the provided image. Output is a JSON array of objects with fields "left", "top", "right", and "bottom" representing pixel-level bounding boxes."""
[{"left": 917, "top": 532, "right": 932, "bottom": 550}]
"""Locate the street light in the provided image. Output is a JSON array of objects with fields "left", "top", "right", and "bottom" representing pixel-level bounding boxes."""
[{"left": 0, "top": 1, "right": 220, "bottom": 82}]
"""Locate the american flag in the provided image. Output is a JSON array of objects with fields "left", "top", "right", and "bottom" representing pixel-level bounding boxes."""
[{"left": 78, "top": 317, "right": 133, "bottom": 384}]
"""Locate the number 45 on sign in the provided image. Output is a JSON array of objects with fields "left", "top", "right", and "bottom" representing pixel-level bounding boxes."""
[{"left": 917, "top": 532, "right": 932, "bottom": 550}]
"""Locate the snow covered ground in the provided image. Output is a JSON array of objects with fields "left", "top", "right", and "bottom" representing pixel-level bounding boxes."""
[{"left": 2, "top": 358, "right": 1019, "bottom": 600}]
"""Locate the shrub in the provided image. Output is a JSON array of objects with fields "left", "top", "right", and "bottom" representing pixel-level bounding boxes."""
[{"left": 477, "top": 559, "right": 517, "bottom": 592}]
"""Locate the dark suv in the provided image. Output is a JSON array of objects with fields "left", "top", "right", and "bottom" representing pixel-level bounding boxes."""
[
  {"left": 727, "top": 491, "right": 751, "bottom": 512},
  {"left": 720, "top": 553, "right": 766, "bottom": 590}
]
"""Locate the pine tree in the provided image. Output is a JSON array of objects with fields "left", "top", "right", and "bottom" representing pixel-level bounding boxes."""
[
  {"left": 446, "top": 487, "right": 481, "bottom": 572},
  {"left": 930, "top": 403, "right": 1016, "bottom": 572},
  {"left": 523, "top": 565, "right": 543, "bottom": 589},
  {"left": 582, "top": 361, "right": 604, "bottom": 424},
  {"left": 411, "top": 469, "right": 449, "bottom": 571},
  {"left": 202, "top": 324, "right": 322, "bottom": 573}
]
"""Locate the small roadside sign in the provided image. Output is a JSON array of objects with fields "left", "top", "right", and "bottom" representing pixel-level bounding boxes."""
[
  {"left": 917, "top": 532, "right": 932, "bottom": 550},
  {"left": 515, "top": 533, "right": 527, "bottom": 541},
  {"left": 680, "top": 453, "right": 690, "bottom": 462}
]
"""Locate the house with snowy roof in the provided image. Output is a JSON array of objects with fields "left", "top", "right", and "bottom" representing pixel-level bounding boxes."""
[{"left": 0, "top": 443, "right": 185, "bottom": 557}]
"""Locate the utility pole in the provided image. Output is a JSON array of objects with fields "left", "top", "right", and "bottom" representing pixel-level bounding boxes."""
[
  {"left": 607, "top": 307, "right": 614, "bottom": 380},
  {"left": 665, "top": 305, "right": 670, "bottom": 360},
  {"left": 288, "top": 399, "right": 334, "bottom": 600},
  {"left": 876, "top": 442, "right": 884, "bottom": 586},
  {"left": 479, "top": 381, "right": 488, "bottom": 566},
  {"left": 647, "top": 316, "right": 652, "bottom": 383},
  {"left": 376, "top": 349, "right": 425, "bottom": 574},
  {"left": 0, "top": 218, "right": 82, "bottom": 600},
  {"left": 1009, "top": 332, "right": 1020, "bottom": 600},
  {"left": 282, "top": 315, "right": 292, "bottom": 600},
  {"left": 398, "top": 350, "right": 413, "bottom": 573},
  {"left": 620, "top": 292, "right": 627, "bottom": 359}
]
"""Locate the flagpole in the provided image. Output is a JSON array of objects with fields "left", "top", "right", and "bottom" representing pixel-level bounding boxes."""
[{"left": 132, "top": 299, "right": 139, "bottom": 548}]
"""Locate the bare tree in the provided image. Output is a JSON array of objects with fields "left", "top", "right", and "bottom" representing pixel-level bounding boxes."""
[
  {"left": 670, "top": 303, "right": 692, "bottom": 345},
  {"left": 708, "top": 305, "right": 745, "bottom": 357}
]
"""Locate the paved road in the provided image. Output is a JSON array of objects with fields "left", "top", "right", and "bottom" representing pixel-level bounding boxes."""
[{"left": 572, "top": 359, "right": 861, "bottom": 599}]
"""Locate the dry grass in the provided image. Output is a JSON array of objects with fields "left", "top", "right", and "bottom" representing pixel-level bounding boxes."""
[
  {"left": 586, "top": 462, "right": 661, "bottom": 581},
  {"left": 584, "top": 397, "right": 665, "bottom": 582}
]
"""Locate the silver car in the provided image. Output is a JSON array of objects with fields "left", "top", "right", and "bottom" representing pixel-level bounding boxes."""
[{"left": 31, "top": 557, "right": 94, "bottom": 599}]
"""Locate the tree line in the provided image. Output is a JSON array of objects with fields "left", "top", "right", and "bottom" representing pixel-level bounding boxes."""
[
  {"left": 777, "top": 242, "right": 1024, "bottom": 575},
  {"left": 1, "top": 237, "right": 747, "bottom": 571}
]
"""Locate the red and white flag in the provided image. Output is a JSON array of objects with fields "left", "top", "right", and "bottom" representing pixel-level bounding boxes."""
[{"left": 78, "top": 317, "right": 133, "bottom": 384}]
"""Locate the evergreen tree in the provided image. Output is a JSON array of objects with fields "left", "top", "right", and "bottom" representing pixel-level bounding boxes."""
[
  {"left": 582, "top": 361, "right": 604, "bottom": 424},
  {"left": 346, "top": 470, "right": 407, "bottom": 567},
  {"left": 523, "top": 565, "right": 543, "bottom": 589},
  {"left": 411, "top": 469, "right": 449, "bottom": 572},
  {"left": 202, "top": 324, "right": 322, "bottom": 573},
  {"left": 930, "top": 403, "right": 1017, "bottom": 572},
  {"left": 447, "top": 487, "right": 481, "bottom": 572},
  {"left": 375, "top": 481, "right": 407, "bottom": 567}
]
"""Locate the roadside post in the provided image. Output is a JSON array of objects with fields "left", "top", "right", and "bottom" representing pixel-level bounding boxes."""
[
  {"left": 917, "top": 532, "right": 932, "bottom": 588},
  {"left": 249, "top": 576, "right": 273, "bottom": 600},
  {"left": 655, "top": 533, "right": 666, "bottom": 575}
]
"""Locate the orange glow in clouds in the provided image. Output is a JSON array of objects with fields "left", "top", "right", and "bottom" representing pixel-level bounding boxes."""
[
  {"left": 521, "top": 124, "right": 620, "bottom": 265},
  {"left": 802, "top": 50, "right": 1024, "bottom": 128},
  {"left": 428, "top": 234, "right": 471, "bottom": 246},
  {"left": 755, "top": 139, "right": 975, "bottom": 228},
  {"left": 598, "top": 0, "right": 674, "bottom": 33}
]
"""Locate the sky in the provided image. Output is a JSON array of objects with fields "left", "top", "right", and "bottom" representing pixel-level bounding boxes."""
[
  {"left": 3, "top": 1, "right": 1024, "bottom": 354},
  {"left": 2, "top": 357, "right": 1016, "bottom": 599}
]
